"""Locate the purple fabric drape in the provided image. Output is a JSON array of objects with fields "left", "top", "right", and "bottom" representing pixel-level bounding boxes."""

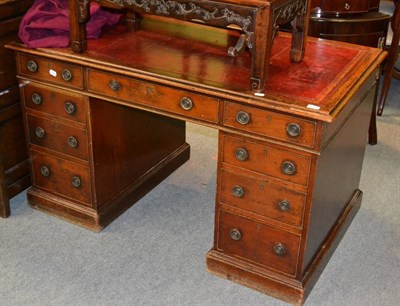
[{"left": 19, "top": 0, "right": 121, "bottom": 48}]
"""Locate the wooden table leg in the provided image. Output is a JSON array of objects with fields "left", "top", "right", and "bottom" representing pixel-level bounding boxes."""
[
  {"left": 69, "top": 0, "right": 89, "bottom": 53},
  {"left": 368, "top": 82, "right": 379, "bottom": 145},
  {"left": 290, "top": 0, "right": 310, "bottom": 62},
  {"left": 250, "top": 8, "right": 274, "bottom": 92},
  {"left": 0, "top": 162, "right": 11, "bottom": 218}
]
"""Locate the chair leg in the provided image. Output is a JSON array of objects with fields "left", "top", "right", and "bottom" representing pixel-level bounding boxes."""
[
  {"left": 377, "top": 51, "right": 398, "bottom": 116},
  {"left": 377, "top": 2, "right": 399, "bottom": 116}
]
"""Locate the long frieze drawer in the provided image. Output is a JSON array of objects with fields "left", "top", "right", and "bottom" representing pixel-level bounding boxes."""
[
  {"left": 219, "top": 169, "right": 306, "bottom": 228},
  {"left": 26, "top": 114, "right": 89, "bottom": 161},
  {"left": 87, "top": 69, "right": 219, "bottom": 123},
  {"left": 222, "top": 134, "right": 311, "bottom": 187},
  {"left": 223, "top": 102, "right": 317, "bottom": 148},
  {"left": 30, "top": 150, "right": 91, "bottom": 205},
  {"left": 217, "top": 210, "right": 301, "bottom": 276},
  {"left": 22, "top": 82, "right": 87, "bottom": 123},
  {"left": 17, "top": 53, "right": 83, "bottom": 89}
]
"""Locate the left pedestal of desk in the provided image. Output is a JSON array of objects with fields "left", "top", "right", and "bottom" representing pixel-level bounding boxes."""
[
  {"left": 13, "top": 53, "right": 190, "bottom": 231},
  {"left": 0, "top": 0, "right": 33, "bottom": 218}
]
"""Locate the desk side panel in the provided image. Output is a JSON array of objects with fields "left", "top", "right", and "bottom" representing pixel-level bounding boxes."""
[{"left": 302, "top": 82, "right": 375, "bottom": 272}]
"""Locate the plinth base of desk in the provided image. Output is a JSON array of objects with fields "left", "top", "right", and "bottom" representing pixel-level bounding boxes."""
[
  {"left": 206, "top": 189, "right": 362, "bottom": 305},
  {"left": 26, "top": 143, "right": 190, "bottom": 232}
]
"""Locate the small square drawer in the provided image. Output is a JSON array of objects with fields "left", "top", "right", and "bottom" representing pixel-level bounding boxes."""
[
  {"left": 221, "top": 134, "right": 311, "bottom": 187},
  {"left": 217, "top": 210, "right": 301, "bottom": 276},
  {"left": 87, "top": 69, "right": 219, "bottom": 123},
  {"left": 27, "top": 114, "right": 89, "bottom": 161},
  {"left": 22, "top": 82, "right": 87, "bottom": 123},
  {"left": 219, "top": 169, "right": 306, "bottom": 228},
  {"left": 30, "top": 150, "right": 91, "bottom": 205},
  {"left": 18, "top": 53, "right": 83, "bottom": 89},
  {"left": 223, "top": 102, "right": 317, "bottom": 148}
]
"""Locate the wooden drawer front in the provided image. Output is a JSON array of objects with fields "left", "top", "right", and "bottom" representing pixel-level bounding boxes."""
[
  {"left": 30, "top": 150, "right": 91, "bottom": 205},
  {"left": 222, "top": 134, "right": 311, "bottom": 187},
  {"left": 220, "top": 170, "right": 306, "bottom": 228},
  {"left": 217, "top": 210, "right": 300, "bottom": 275},
  {"left": 27, "top": 114, "right": 88, "bottom": 161},
  {"left": 223, "top": 102, "right": 316, "bottom": 147},
  {"left": 87, "top": 69, "right": 219, "bottom": 123},
  {"left": 318, "top": 0, "right": 369, "bottom": 14},
  {"left": 22, "top": 83, "right": 87, "bottom": 123},
  {"left": 18, "top": 53, "right": 83, "bottom": 89}
]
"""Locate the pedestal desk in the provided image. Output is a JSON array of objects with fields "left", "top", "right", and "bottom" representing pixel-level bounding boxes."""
[{"left": 7, "top": 17, "right": 385, "bottom": 305}]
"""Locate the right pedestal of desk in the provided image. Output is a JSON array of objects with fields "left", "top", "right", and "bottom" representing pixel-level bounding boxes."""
[{"left": 207, "top": 68, "right": 377, "bottom": 305}]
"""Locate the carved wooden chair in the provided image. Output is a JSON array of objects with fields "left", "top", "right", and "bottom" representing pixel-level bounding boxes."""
[
  {"left": 69, "top": 0, "right": 311, "bottom": 92},
  {"left": 378, "top": 0, "right": 399, "bottom": 115}
]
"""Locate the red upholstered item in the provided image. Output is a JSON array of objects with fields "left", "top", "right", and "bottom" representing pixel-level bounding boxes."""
[{"left": 18, "top": 0, "right": 121, "bottom": 48}]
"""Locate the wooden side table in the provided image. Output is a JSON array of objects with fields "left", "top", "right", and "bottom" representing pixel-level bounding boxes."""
[{"left": 69, "top": 0, "right": 311, "bottom": 92}]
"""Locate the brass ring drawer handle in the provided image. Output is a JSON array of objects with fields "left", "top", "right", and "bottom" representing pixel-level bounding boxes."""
[
  {"left": 229, "top": 228, "right": 242, "bottom": 241},
  {"left": 32, "top": 93, "right": 43, "bottom": 105},
  {"left": 62, "top": 69, "right": 73, "bottom": 82},
  {"left": 232, "top": 185, "right": 245, "bottom": 198},
  {"left": 180, "top": 97, "right": 193, "bottom": 111},
  {"left": 71, "top": 176, "right": 81, "bottom": 188},
  {"left": 235, "top": 147, "right": 248, "bottom": 161},
  {"left": 281, "top": 161, "right": 296, "bottom": 175},
  {"left": 67, "top": 136, "right": 78, "bottom": 148},
  {"left": 27, "top": 60, "right": 38, "bottom": 73},
  {"left": 236, "top": 111, "right": 250, "bottom": 125},
  {"left": 286, "top": 123, "right": 301, "bottom": 137},
  {"left": 278, "top": 200, "right": 291, "bottom": 211},
  {"left": 109, "top": 79, "right": 121, "bottom": 91},
  {"left": 65, "top": 102, "right": 76, "bottom": 114},
  {"left": 344, "top": 3, "right": 350, "bottom": 10},
  {"left": 35, "top": 127, "right": 45, "bottom": 138},
  {"left": 40, "top": 165, "right": 50, "bottom": 177},
  {"left": 273, "top": 243, "right": 286, "bottom": 256}
]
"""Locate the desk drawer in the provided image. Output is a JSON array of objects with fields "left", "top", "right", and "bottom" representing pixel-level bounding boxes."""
[
  {"left": 222, "top": 134, "right": 311, "bottom": 187},
  {"left": 87, "top": 69, "right": 219, "bottom": 123},
  {"left": 27, "top": 114, "right": 89, "bottom": 161},
  {"left": 223, "top": 102, "right": 316, "bottom": 148},
  {"left": 22, "top": 82, "right": 87, "bottom": 123},
  {"left": 18, "top": 53, "right": 83, "bottom": 89},
  {"left": 31, "top": 150, "right": 91, "bottom": 205},
  {"left": 217, "top": 210, "right": 300, "bottom": 275},
  {"left": 219, "top": 170, "right": 306, "bottom": 228}
]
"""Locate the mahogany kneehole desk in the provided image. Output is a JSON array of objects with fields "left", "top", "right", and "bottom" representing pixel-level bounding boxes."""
[{"left": 7, "top": 18, "right": 385, "bottom": 305}]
